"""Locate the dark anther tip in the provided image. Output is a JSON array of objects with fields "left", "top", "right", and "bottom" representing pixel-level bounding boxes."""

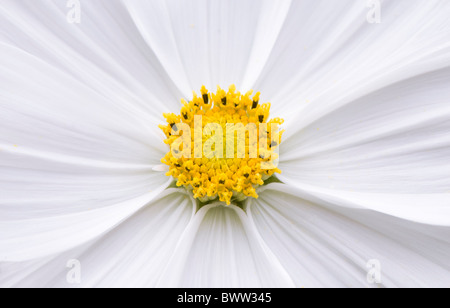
[{"left": 203, "top": 94, "right": 209, "bottom": 104}]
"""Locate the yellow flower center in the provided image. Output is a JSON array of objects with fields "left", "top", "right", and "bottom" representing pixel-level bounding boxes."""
[{"left": 160, "top": 85, "right": 284, "bottom": 205}]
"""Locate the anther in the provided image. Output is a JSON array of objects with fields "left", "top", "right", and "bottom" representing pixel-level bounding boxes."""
[{"left": 203, "top": 94, "right": 209, "bottom": 104}]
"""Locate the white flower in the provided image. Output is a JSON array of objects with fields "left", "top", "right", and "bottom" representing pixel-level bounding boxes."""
[{"left": 1, "top": 0, "right": 450, "bottom": 288}]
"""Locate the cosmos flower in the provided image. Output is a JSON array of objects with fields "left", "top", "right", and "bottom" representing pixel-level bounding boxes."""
[{"left": 1, "top": 0, "right": 450, "bottom": 288}]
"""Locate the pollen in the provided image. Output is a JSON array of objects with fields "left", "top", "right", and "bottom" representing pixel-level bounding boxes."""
[{"left": 160, "top": 86, "right": 284, "bottom": 205}]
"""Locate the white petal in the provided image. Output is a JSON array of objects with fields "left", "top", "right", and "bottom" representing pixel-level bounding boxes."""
[
  {"left": 0, "top": 182, "right": 172, "bottom": 262},
  {"left": 0, "top": 0, "right": 183, "bottom": 113},
  {"left": 271, "top": 182, "right": 450, "bottom": 226},
  {"left": 279, "top": 66, "right": 450, "bottom": 224},
  {"left": 252, "top": 0, "right": 450, "bottom": 123},
  {"left": 0, "top": 190, "right": 195, "bottom": 287},
  {"left": 0, "top": 31, "right": 173, "bottom": 216},
  {"left": 157, "top": 203, "right": 294, "bottom": 288},
  {"left": 124, "top": 0, "right": 291, "bottom": 93},
  {"left": 0, "top": 42, "right": 166, "bottom": 162},
  {"left": 240, "top": 1, "right": 292, "bottom": 90},
  {"left": 248, "top": 184, "right": 450, "bottom": 287}
]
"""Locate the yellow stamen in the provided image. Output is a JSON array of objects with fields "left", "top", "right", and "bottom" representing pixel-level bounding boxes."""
[{"left": 160, "top": 86, "right": 284, "bottom": 205}]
